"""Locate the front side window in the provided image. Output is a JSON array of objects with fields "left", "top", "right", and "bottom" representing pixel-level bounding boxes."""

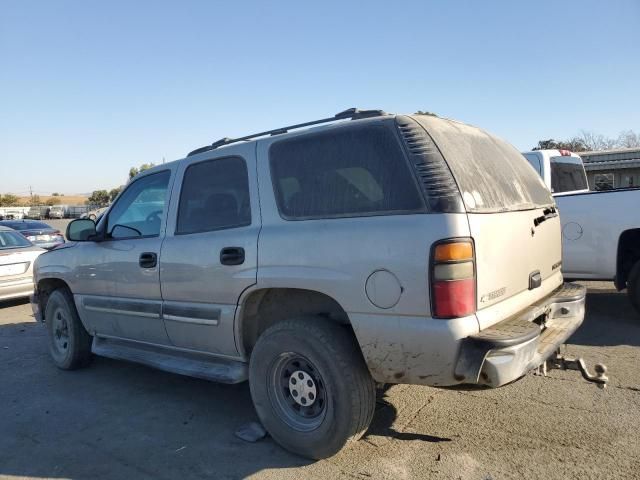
[
  {"left": 107, "top": 170, "right": 171, "bottom": 239},
  {"left": 269, "top": 125, "right": 425, "bottom": 219},
  {"left": 176, "top": 157, "right": 251, "bottom": 235}
]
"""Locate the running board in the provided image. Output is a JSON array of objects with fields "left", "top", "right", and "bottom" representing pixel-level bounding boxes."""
[{"left": 92, "top": 337, "right": 248, "bottom": 384}]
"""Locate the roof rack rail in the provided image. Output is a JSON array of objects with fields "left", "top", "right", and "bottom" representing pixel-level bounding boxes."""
[{"left": 187, "top": 108, "right": 387, "bottom": 157}]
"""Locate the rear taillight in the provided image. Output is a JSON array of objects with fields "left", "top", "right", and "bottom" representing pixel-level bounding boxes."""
[{"left": 430, "top": 239, "right": 476, "bottom": 318}]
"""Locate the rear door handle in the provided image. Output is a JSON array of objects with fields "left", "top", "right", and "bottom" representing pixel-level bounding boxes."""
[
  {"left": 139, "top": 252, "right": 158, "bottom": 268},
  {"left": 220, "top": 247, "right": 245, "bottom": 266}
]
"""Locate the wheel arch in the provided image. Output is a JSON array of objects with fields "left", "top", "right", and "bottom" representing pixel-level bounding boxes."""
[
  {"left": 615, "top": 228, "right": 640, "bottom": 290},
  {"left": 37, "top": 277, "right": 72, "bottom": 322},
  {"left": 236, "top": 287, "right": 353, "bottom": 357}
]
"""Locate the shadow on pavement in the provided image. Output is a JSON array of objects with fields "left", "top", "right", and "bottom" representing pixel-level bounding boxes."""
[
  {"left": 0, "top": 320, "right": 311, "bottom": 480},
  {"left": 0, "top": 297, "right": 30, "bottom": 309},
  {"left": 364, "top": 385, "right": 451, "bottom": 443},
  {"left": 569, "top": 287, "right": 640, "bottom": 348}
]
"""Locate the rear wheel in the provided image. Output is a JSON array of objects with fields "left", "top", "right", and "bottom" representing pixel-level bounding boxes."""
[
  {"left": 249, "top": 317, "right": 376, "bottom": 459},
  {"left": 45, "top": 289, "right": 92, "bottom": 369},
  {"left": 628, "top": 261, "right": 640, "bottom": 315}
]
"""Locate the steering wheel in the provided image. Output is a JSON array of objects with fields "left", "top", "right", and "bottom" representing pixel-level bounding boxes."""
[{"left": 146, "top": 210, "right": 162, "bottom": 223}]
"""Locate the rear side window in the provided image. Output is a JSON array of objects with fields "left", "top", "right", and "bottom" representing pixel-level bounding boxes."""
[
  {"left": 269, "top": 125, "right": 425, "bottom": 219},
  {"left": 176, "top": 156, "right": 251, "bottom": 234},
  {"left": 550, "top": 156, "right": 588, "bottom": 193}
]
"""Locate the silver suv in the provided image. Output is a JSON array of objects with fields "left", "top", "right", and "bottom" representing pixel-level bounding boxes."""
[{"left": 32, "top": 109, "right": 592, "bottom": 459}]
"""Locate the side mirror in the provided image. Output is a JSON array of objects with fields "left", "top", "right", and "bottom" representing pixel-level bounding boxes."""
[{"left": 66, "top": 218, "right": 97, "bottom": 241}]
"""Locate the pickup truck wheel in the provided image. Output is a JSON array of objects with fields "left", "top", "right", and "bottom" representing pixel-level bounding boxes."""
[
  {"left": 628, "top": 261, "right": 640, "bottom": 315},
  {"left": 249, "top": 318, "right": 376, "bottom": 459},
  {"left": 45, "top": 289, "right": 92, "bottom": 370}
]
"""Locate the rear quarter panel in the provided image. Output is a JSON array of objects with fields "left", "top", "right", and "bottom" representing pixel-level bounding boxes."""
[{"left": 555, "top": 189, "right": 640, "bottom": 279}]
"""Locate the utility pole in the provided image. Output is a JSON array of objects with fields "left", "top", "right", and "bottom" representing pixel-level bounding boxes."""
[{"left": 29, "top": 185, "right": 33, "bottom": 205}]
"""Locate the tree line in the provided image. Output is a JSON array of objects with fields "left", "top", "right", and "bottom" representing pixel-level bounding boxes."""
[
  {"left": 86, "top": 162, "right": 156, "bottom": 206},
  {"left": 533, "top": 129, "right": 640, "bottom": 152}
]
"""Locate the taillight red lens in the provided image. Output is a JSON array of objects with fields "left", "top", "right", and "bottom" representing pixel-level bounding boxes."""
[
  {"left": 431, "top": 239, "right": 476, "bottom": 319},
  {"left": 433, "top": 279, "right": 475, "bottom": 318}
]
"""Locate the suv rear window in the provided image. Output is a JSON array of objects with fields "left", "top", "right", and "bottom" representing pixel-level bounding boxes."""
[
  {"left": 413, "top": 116, "right": 554, "bottom": 213},
  {"left": 269, "top": 124, "right": 425, "bottom": 219}
]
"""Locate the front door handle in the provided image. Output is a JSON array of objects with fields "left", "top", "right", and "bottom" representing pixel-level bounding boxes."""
[
  {"left": 220, "top": 247, "right": 245, "bottom": 266},
  {"left": 139, "top": 252, "right": 158, "bottom": 268}
]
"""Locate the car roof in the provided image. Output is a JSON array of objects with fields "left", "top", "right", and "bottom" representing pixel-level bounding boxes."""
[
  {"left": 0, "top": 220, "right": 53, "bottom": 230},
  {"left": 0, "top": 225, "right": 15, "bottom": 231}
]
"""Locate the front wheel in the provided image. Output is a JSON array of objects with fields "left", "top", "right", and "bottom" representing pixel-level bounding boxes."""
[
  {"left": 628, "top": 261, "right": 640, "bottom": 315},
  {"left": 45, "top": 289, "right": 93, "bottom": 369},
  {"left": 249, "top": 318, "right": 376, "bottom": 459}
]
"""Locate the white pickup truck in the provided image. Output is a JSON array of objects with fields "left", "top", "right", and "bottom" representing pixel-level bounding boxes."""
[{"left": 522, "top": 149, "right": 640, "bottom": 313}]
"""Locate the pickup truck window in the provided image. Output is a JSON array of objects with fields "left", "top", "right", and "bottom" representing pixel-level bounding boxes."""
[
  {"left": 107, "top": 170, "right": 170, "bottom": 239},
  {"left": 523, "top": 153, "right": 542, "bottom": 175},
  {"left": 550, "top": 156, "right": 588, "bottom": 193},
  {"left": 176, "top": 156, "right": 251, "bottom": 234},
  {"left": 269, "top": 124, "right": 425, "bottom": 220}
]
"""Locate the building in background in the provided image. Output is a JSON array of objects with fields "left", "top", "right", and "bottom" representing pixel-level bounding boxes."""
[{"left": 582, "top": 148, "right": 640, "bottom": 190}]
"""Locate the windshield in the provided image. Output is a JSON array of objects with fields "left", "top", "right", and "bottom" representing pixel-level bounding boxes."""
[
  {"left": 412, "top": 116, "right": 554, "bottom": 212},
  {"left": 0, "top": 231, "right": 32, "bottom": 249},
  {"left": 550, "top": 156, "right": 588, "bottom": 193}
]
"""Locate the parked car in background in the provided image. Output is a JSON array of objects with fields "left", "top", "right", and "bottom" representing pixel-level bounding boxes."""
[
  {"left": 32, "top": 109, "right": 602, "bottom": 459},
  {"left": 3, "top": 209, "right": 25, "bottom": 220},
  {"left": 522, "top": 149, "right": 640, "bottom": 314},
  {"left": 81, "top": 206, "right": 108, "bottom": 221},
  {"left": 48, "top": 206, "right": 65, "bottom": 219},
  {"left": 0, "top": 220, "right": 65, "bottom": 250},
  {"left": 26, "top": 206, "right": 45, "bottom": 219},
  {"left": 0, "top": 226, "right": 44, "bottom": 302}
]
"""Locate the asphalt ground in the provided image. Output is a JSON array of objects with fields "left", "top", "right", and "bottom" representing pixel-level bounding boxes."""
[{"left": 0, "top": 219, "right": 638, "bottom": 479}]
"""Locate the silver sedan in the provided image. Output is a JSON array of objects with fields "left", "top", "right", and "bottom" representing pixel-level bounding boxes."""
[{"left": 0, "top": 226, "right": 45, "bottom": 302}]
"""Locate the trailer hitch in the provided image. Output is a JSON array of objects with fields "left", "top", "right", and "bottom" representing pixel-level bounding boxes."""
[{"left": 539, "top": 350, "right": 609, "bottom": 388}]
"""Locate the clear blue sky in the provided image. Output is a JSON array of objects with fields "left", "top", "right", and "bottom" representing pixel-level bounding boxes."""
[{"left": 1, "top": 0, "right": 639, "bottom": 195}]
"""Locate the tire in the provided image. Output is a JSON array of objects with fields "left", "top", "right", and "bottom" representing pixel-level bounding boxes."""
[
  {"left": 628, "top": 261, "right": 640, "bottom": 315},
  {"left": 45, "top": 289, "right": 92, "bottom": 370},
  {"left": 249, "top": 317, "right": 376, "bottom": 459}
]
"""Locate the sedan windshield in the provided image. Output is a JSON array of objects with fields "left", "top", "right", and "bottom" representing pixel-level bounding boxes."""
[{"left": 0, "top": 231, "right": 33, "bottom": 249}]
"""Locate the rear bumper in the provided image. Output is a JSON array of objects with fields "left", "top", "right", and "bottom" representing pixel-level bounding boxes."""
[{"left": 455, "top": 282, "right": 586, "bottom": 387}]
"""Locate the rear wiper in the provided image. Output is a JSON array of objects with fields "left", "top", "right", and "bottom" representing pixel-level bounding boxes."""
[{"left": 533, "top": 207, "right": 558, "bottom": 227}]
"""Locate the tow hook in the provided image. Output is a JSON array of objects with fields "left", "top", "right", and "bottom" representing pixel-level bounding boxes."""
[{"left": 540, "top": 350, "right": 609, "bottom": 388}]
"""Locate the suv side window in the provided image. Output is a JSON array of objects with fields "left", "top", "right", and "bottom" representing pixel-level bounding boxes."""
[
  {"left": 269, "top": 124, "right": 425, "bottom": 220},
  {"left": 107, "top": 170, "right": 171, "bottom": 239},
  {"left": 176, "top": 156, "right": 251, "bottom": 235}
]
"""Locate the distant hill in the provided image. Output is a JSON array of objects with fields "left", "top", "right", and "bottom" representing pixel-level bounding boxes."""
[{"left": 14, "top": 195, "right": 89, "bottom": 206}]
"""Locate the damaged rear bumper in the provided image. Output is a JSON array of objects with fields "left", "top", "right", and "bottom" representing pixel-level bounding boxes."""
[{"left": 455, "top": 282, "right": 586, "bottom": 388}]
